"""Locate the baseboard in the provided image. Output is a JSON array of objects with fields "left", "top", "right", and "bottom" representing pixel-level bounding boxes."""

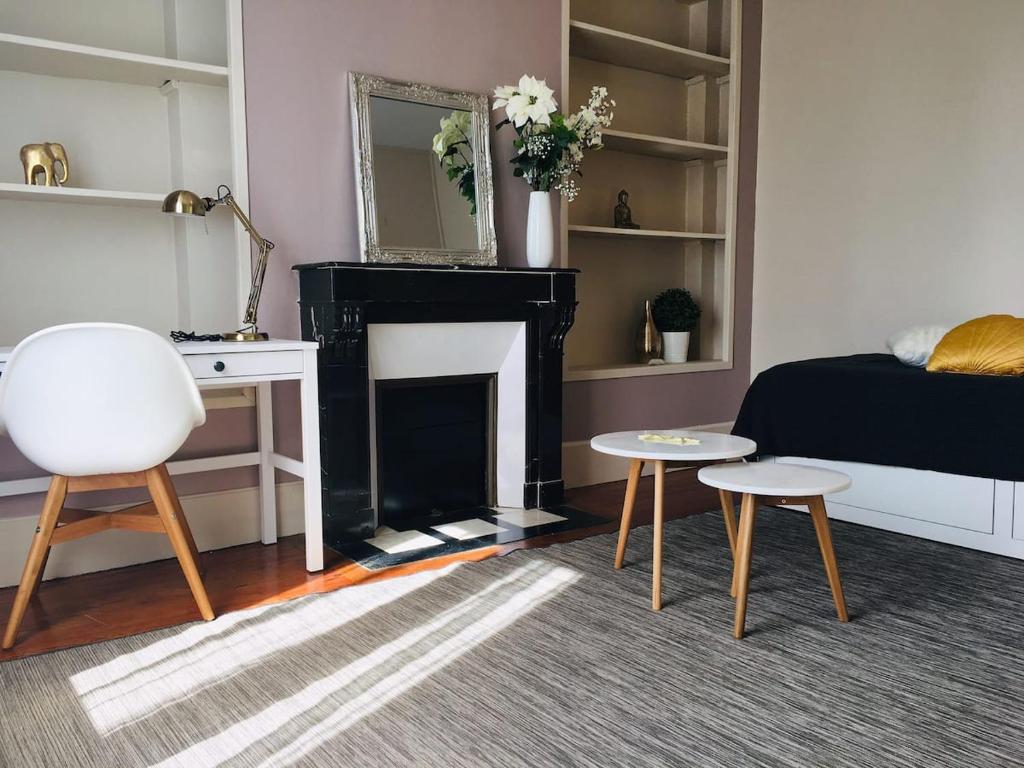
[
  {"left": 0, "top": 482, "right": 305, "bottom": 588},
  {"left": 562, "top": 422, "right": 734, "bottom": 489}
]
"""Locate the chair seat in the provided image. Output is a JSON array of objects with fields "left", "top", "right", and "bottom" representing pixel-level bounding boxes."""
[{"left": 698, "top": 462, "right": 851, "bottom": 497}]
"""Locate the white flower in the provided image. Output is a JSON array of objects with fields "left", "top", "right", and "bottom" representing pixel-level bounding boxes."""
[
  {"left": 492, "top": 74, "right": 558, "bottom": 128},
  {"left": 492, "top": 84, "right": 517, "bottom": 110}
]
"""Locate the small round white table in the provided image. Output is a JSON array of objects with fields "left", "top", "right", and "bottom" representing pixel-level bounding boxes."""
[
  {"left": 698, "top": 462, "right": 851, "bottom": 639},
  {"left": 590, "top": 430, "right": 756, "bottom": 611}
]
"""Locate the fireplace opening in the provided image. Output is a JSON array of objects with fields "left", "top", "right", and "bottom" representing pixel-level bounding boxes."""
[{"left": 374, "top": 373, "right": 496, "bottom": 527}]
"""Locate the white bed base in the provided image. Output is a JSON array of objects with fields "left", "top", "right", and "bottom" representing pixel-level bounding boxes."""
[{"left": 767, "top": 456, "right": 1024, "bottom": 560}]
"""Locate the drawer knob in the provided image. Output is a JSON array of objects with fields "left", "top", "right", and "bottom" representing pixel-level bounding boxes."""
[{"left": 213, "top": 361, "right": 226, "bottom": 372}]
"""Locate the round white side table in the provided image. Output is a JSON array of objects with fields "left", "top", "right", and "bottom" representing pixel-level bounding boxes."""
[
  {"left": 590, "top": 430, "right": 756, "bottom": 611},
  {"left": 698, "top": 462, "right": 852, "bottom": 639}
]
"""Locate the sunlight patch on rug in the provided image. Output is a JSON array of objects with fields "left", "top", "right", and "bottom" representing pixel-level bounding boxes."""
[
  {"left": 70, "top": 564, "right": 459, "bottom": 734},
  {"left": 150, "top": 560, "right": 580, "bottom": 768}
]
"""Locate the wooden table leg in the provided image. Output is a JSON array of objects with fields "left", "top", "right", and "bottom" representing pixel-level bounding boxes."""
[
  {"left": 808, "top": 496, "right": 849, "bottom": 622},
  {"left": 719, "top": 489, "right": 738, "bottom": 558},
  {"left": 733, "top": 492, "right": 758, "bottom": 639},
  {"left": 652, "top": 460, "right": 665, "bottom": 611},
  {"left": 614, "top": 458, "right": 644, "bottom": 569},
  {"left": 719, "top": 488, "right": 739, "bottom": 597}
]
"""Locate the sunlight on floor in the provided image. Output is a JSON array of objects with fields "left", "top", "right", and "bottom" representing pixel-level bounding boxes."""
[
  {"left": 147, "top": 560, "right": 580, "bottom": 767},
  {"left": 70, "top": 564, "right": 458, "bottom": 734}
]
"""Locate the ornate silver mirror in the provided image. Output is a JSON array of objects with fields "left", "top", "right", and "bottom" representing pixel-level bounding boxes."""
[{"left": 350, "top": 73, "right": 497, "bottom": 266}]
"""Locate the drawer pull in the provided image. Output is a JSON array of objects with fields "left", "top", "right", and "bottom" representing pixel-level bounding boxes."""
[{"left": 213, "top": 361, "right": 226, "bottom": 372}]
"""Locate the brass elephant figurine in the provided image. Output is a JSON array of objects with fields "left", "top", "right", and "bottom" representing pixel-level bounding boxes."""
[{"left": 20, "top": 143, "right": 70, "bottom": 187}]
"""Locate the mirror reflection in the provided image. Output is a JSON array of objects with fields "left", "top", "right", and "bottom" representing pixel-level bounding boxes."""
[{"left": 369, "top": 96, "right": 478, "bottom": 251}]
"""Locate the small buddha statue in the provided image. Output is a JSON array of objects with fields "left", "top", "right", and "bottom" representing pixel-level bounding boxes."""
[{"left": 613, "top": 189, "right": 640, "bottom": 229}]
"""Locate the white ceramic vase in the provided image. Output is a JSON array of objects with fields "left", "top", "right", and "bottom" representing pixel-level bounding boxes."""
[
  {"left": 662, "top": 331, "right": 690, "bottom": 363},
  {"left": 526, "top": 190, "right": 555, "bottom": 268}
]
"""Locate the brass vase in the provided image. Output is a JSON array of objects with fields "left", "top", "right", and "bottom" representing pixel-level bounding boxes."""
[{"left": 635, "top": 300, "right": 662, "bottom": 362}]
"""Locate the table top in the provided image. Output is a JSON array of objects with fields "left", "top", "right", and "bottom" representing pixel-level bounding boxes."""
[
  {"left": 590, "top": 430, "right": 756, "bottom": 462},
  {"left": 698, "top": 462, "right": 851, "bottom": 497}
]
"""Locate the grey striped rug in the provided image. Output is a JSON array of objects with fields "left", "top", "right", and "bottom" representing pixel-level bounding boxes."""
[{"left": 2, "top": 506, "right": 1023, "bottom": 767}]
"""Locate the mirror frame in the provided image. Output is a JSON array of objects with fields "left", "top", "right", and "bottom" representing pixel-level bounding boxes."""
[{"left": 350, "top": 72, "right": 498, "bottom": 266}]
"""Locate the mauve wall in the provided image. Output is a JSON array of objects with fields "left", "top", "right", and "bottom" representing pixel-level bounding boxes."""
[
  {"left": 244, "top": 0, "right": 761, "bottom": 447},
  {"left": 242, "top": 0, "right": 563, "bottom": 341},
  {"left": 564, "top": 1, "right": 761, "bottom": 441}
]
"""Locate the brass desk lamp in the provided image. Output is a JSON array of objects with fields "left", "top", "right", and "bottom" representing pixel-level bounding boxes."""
[{"left": 162, "top": 185, "right": 273, "bottom": 342}]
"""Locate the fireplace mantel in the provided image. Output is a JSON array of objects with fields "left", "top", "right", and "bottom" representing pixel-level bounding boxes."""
[{"left": 294, "top": 262, "right": 578, "bottom": 551}]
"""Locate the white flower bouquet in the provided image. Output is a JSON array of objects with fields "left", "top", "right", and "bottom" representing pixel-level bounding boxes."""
[
  {"left": 493, "top": 75, "right": 614, "bottom": 201},
  {"left": 432, "top": 109, "right": 477, "bottom": 214}
]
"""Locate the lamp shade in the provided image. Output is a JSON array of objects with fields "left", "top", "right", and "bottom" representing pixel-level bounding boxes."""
[{"left": 162, "top": 189, "right": 209, "bottom": 217}]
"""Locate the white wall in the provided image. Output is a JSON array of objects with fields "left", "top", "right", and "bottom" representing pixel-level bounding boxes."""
[{"left": 751, "top": 0, "right": 1024, "bottom": 376}]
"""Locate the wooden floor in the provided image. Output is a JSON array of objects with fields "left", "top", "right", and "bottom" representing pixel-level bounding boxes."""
[{"left": 0, "top": 469, "right": 719, "bottom": 660}]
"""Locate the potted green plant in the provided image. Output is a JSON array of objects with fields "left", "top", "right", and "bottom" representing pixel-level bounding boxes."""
[{"left": 652, "top": 288, "right": 701, "bottom": 363}]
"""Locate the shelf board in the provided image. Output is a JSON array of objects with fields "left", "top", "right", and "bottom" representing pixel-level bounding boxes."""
[
  {"left": 566, "top": 359, "right": 731, "bottom": 382},
  {"left": 0, "top": 33, "right": 229, "bottom": 87},
  {"left": 569, "top": 21, "right": 730, "bottom": 80},
  {"left": 601, "top": 129, "right": 728, "bottom": 162},
  {"left": 568, "top": 225, "right": 724, "bottom": 242},
  {"left": 0, "top": 182, "right": 165, "bottom": 208}
]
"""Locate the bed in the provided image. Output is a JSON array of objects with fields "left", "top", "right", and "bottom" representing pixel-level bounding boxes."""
[{"left": 732, "top": 353, "right": 1024, "bottom": 559}]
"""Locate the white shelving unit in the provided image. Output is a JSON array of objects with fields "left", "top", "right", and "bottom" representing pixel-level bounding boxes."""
[
  {"left": 0, "top": 181, "right": 165, "bottom": 207},
  {"left": 0, "top": 32, "right": 228, "bottom": 87},
  {"left": 0, "top": 0, "right": 251, "bottom": 346},
  {"left": 562, "top": 0, "right": 740, "bottom": 381}
]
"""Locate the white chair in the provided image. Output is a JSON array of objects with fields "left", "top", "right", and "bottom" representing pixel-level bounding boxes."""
[
  {"left": 0, "top": 323, "right": 213, "bottom": 649},
  {"left": 698, "top": 462, "right": 851, "bottom": 639}
]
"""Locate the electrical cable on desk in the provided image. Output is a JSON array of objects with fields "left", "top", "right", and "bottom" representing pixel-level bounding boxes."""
[{"left": 170, "top": 331, "right": 223, "bottom": 343}]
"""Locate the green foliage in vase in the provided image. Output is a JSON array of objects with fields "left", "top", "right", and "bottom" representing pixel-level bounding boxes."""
[
  {"left": 492, "top": 75, "right": 614, "bottom": 200},
  {"left": 652, "top": 288, "right": 701, "bottom": 333}
]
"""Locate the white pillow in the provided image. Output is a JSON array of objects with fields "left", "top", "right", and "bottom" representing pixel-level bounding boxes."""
[{"left": 886, "top": 325, "right": 950, "bottom": 367}]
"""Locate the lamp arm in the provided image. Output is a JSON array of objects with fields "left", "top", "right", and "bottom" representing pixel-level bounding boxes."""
[{"left": 221, "top": 192, "right": 275, "bottom": 330}]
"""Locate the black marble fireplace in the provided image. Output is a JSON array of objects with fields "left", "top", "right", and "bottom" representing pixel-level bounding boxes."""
[{"left": 294, "top": 262, "right": 577, "bottom": 552}]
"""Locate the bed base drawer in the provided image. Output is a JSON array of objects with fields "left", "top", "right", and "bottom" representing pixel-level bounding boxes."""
[{"left": 773, "top": 457, "right": 994, "bottom": 534}]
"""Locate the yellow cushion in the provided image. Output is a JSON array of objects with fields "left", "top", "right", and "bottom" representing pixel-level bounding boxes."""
[{"left": 927, "top": 315, "right": 1024, "bottom": 375}]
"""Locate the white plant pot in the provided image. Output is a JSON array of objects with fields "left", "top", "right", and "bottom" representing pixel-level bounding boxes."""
[
  {"left": 662, "top": 331, "right": 690, "bottom": 363},
  {"left": 526, "top": 190, "right": 555, "bottom": 268}
]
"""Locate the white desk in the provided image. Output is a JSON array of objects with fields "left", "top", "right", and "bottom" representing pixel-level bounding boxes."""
[{"left": 0, "top": 338, "right": 325, "bottom": 572}]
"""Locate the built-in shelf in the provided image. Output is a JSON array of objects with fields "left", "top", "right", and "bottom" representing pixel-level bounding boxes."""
[
  {"left": 0, "top": 182, "right": 165, "bottom": 208},
  {"left": 569, "top": 21, "right": 730, "bottom": 80},
  {"left": 0, "top": 33, "right": 229, "bottom": 87},
  {"left": 568, "top": 225, "right": 725, "bottom": 242},
  {"left": 602, "top": 129, "right": 728, "bottom": 162},
  {"left": 566, "top": 359, "right": 732, "bottom": 382}
]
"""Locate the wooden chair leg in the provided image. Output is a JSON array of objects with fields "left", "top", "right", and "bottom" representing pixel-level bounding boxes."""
[
  {"left": 32, "top": 548, "right": 52, "bottom": 598},
  {"left": 732, "top": 493, "right": 758, "bottom": 639},
  {"left": 614, "top": 459, "right": 644, "bottom": 570},
  {"left": 146, "top": 466, "right": 215, "bottom": 621},
  {"left": 3, "top": 475, "right": 67, "bottom": 649},
  {"left": 808, "top": 496, "right": 849, "bottom": 623},
  {"left": 154, "top": 464, "right": 203, "bottom": 576},
  {"left": 652, "top": 460, "right": 665, "bottom": 611}
]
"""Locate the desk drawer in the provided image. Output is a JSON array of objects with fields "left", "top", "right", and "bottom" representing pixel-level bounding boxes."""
[{"left": 186, "top": 351, "right": 303, "bottom": 380}]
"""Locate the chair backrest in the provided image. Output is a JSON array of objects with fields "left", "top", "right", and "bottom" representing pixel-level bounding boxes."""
[{"left": 0, "top": 323, "right": 205, "bottom": 477}]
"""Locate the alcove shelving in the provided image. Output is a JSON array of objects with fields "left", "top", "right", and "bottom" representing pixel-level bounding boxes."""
[
  {"left": 0, "top": 0, "right": 250, "bottom": 347},
  {"left": 0, "top": 32, "right": 229, "bottom": 87},
  {"left": 561, "top": 0, "right": 740, "bottom": 381}
]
